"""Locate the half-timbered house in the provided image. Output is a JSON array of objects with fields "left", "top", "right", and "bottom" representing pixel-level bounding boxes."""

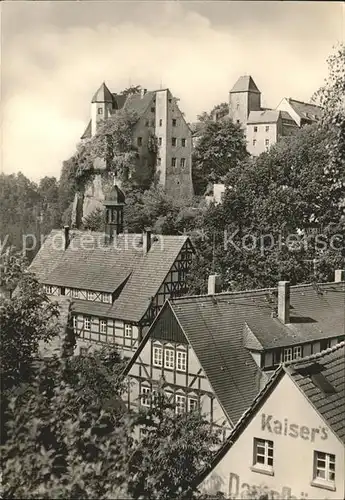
[
  {"left": 122, "top": 274, "right": 345, "bottom": 439},
  {"left": 29, "top": 185, "right": 194, "bottom": 357}
]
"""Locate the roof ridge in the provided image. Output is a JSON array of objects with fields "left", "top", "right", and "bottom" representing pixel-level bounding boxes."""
[
  {"left": 284, "top": 340, "right": 345, "bottom": 367},
  {"left": 287, "top": 97, "right": 322, "bottom": 109}
]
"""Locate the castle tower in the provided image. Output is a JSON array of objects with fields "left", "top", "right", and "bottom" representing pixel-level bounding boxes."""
[
  {"left": 103, "top": 184, "right": 126, "bottom": 242},
  {"left": 91, "top": 82, "right": 115, "bottom": 136},
  {"left": 229, "top": 76, "right": 261, "bottom": 126}
]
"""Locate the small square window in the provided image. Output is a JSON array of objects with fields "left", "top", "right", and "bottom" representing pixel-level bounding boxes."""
[
  {"left": 313, "top": 451, "right": 336, "bottom": 486},
  {"left": 100, "top": 319, "right": 107, "bottom": 334},
  {"left": 171, "top": 158, "right": 176, "bottom": 167},
  {"left": 253, "top": 139, "right": 257, "bottom": 146},
  {"left": 254, "top": 126, "right": 258, "bottom": 132},
  {"left": 151, "top": 107, "right": 155, "bottom": 113},
  {"left": 84, "top": 317, "right": 91, "bottom": 331},
  {"left": 164, "top": 348, "right": 175, "bottom": 369},
  {"left": 159, "top": 137, "right": 162, "bottom": 146},
  {"left": 98, "top": 108, "right": 103, "bottom": 115},
  {"left": 137, "top": 137, "right": 142, "bottom": 147},
  {"left": 159, "top": 119, "right": 163, "bottom": 126},
  {"left": 153, "top": 345, "right": 163, "bottom": 367},
  {"left": 172, "top": 119, "right": 177, "bottom": 127},
  {"left": 181, "top": 138, "right": 186, "bottom": 147},
  {"left": 266, "top": 126, "right": 270, "bottom": 132},
  {"left": 265, "top": 139, "right": 270, "bottom": 146},
  {"left": 125, "top": 324, "right": 132, "bottom": 338},
  {"left": 180, "top": 158, "right": 186, "bottom": 168},
  {"left": 176, "top": 350, "right": 187, "bottom": 371},
  {"left": 172, "top": 137, "right": 177, "bottom": 146},
  {"left": 157, "top": 158, "right": 161, "bottom": 166},
  {"left": 253, "top": 438, "right": 274, "bottom": 470},
  {"left": 175, "top": 394, "right": 186, "bottom": 414}
]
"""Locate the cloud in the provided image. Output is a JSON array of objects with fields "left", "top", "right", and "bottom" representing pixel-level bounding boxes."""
[{"left": 1, "top": 1, "right": 343, "bottom": 181}]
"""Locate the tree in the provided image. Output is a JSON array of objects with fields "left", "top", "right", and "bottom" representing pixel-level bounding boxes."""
[
  {"left": 192, "top": 118, "right": 248, "bottom": 195},
  {"left": 121, "top": 85, "right": 142, "bottom": 96}
]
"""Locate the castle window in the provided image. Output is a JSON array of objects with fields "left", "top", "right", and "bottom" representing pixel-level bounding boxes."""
[
  {"left": 159, "top": 119, "right": 163, "bottom": 126},
  {"left": 159, "top": 137, "right": 162, "bottom": 146},
  {"left": 181, "top": 138, "right": 186, "bottom": 147},
  {"left": 252, "top": 139, "right": 257, "bottom": 147},
  {"left": 265, "top": 139, "right": 270, "bottom": 147},
  {"left": 254, "top": 126, "right": 258, "bottom": 132},
  {"left": 171, "top": 158, "right": 177, "bottom": 167},
  {"left": 137, "top": 137, "right": 142, "bottom": 147},
  {"left": 180, "top": 158, "right": 186, "bottom": 168},
  {"left": 172, "top": 119, "right": 177, "bottom": 127},
  {"left": 157, "top": 158, "right": 161, "bottom": 166},
  {"left": 151, "top": 107, "right": 155, "bottom": 113},
  {"left": 266, "top": 126, "right": 270, "bottom": 132},
  {"left": 236, "top": 120, "right": 240, "bottom": 124},
  {"left": 145, "top": 120, "right": 149, "bottom": 127},
  {"left": 172, "top": 137, "right": 177, "bottom": 146},
  {"left": 98, "top": 108, "right": 103, "bottom": 115}
]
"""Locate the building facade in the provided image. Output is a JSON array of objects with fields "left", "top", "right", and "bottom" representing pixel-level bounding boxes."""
[
  {"left": 81, "top": 83, "right": 194, "bottom": 199},
  {"left": 199, "top": 342, "right": 345, "bottom": 500}
]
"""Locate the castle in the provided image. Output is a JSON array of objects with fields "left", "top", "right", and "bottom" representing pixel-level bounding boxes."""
[
  {"left": 228, "top": 75, "right": 323, "bottom": 156},
  {"left": 81, "top": 83, "right": 194, "bottom": 199}
]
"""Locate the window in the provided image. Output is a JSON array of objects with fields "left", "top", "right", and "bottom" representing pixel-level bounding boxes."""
[
  {"left": 254, "top": 126, "right": 258, "bottom": 132},
  {"left": 172, "top": 119, "right": 177, "bottom": 127},
  {"left": 171, "top": 157, "right": 177, "bottom": 167},
  {"left": 80, "top": 347, "right": 88, "bottom": 356},
  {"left": 101, "top": 293, "right": 111, "bottom": 303},
  {"left": 175, "top": 394, "right": 186, "bottom": 414},
  {"left": 125, "top": 324, "right": 133, "bottom": 338},
  {"left": 253, "top": 438, "right": 274, "bottom": 470},
  {"left": 150, "top": 107, "right": 155, "bottom": 112},
  {"left": 283, "top": 347, "right": 292, "bottom": 362},
  {"left": 176, "top": 350, "right": 187, "bottom": 371},
  {"left": 159, "top": 119, "right": 163, "bottom": 126},
  {"left": 145, "top": 120, "right": 149, "bottom": 127},
  {"left": 157, "top": 157, "right": 161, "bottom": 166},
  {"left": 141, "top": 387, "right": 150, "bottom": 407},
  {"left": 180, "top": 158, "right": 186, "bottom": 168},
  {"left": 265, "top": 139, "right": 270, "bottom": 147},
  {"left": 164, "top": 348, "right": 175, "bottom": 369},
  {"left": 98, "top": 108, "right": 103, "bottom": 115},
  {"left": 137, "top": 137, "right": 142, "bottom": 147},
  {"left": 87, "top": 291, "right": 95, "bottom": 301},
  {"left": 44, "top": 285, "right": 53, "bottom": 294},
  {"left": 181, "top": 138, "right": 186, "bottom": 147},
  {"left": 252, "top": 139, "right": 257, "bottom": 147},
  {"left": 265, "top": 126, "right": 270, "bottom": 132},
  {"left": 293, "top": 345, "right": 302, "bottom": 359},
  {"left": 100, "top": 319, "right": 107, "bottom": 334},
  {"left": 188, "top": 397, "right": 198, "bottom": 412},
  {"left": 84, "top": 317, "right": 91, "bottom": 331},
  {"left": 172, "top": 137, "right": 177, "bottom": 146},
  {"left": 313, "top": 451, "right": 335, "bottom": 486},
  {"left": 73, "top": 316, "right": 78, "bottom": 330},
  {"left": 159, "top": 137, "right": 162, "bottom": 146},
  {"left": 153, "top": 345, "right": 163, "bottom": 367},
  {"left": 72, "top": 288, "right": 79, "bottom": 298},
  {"left": 236, "top": 119, "right": 240, "bottom": 124}
]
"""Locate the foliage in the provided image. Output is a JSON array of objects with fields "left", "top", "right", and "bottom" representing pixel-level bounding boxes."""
[
  {"left": 121, "top": 85, "right": 142, "bottom": 96},
  {"left": 192, "top": 117, "right": 248, "bottom": 195},
  {"left": 82, "top": 207, "right": 105, "bottom": 231}
]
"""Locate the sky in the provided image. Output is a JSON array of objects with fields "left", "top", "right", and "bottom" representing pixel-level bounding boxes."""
[{"left": 1, "top": 1, "right": 344, "bottom": 182}]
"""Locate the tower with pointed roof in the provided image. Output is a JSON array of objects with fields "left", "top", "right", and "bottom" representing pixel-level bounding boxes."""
[
  {"left": 103, "top": 184, "right": 126, "bottom": 241},
  {"left": 229, "top": 75, "right": 262, "bottom": 126},
  {"left": 91, "top": 82, "right": 115, "bottom": 136}
]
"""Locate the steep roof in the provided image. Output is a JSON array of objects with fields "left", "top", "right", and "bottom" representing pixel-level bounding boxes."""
[
  {"left": 81, "top": 119, "right": 92, "bottom": 140},
  {"left": 286, "top": 342, "right": 345, "bottom": 443},
  {"left": 230, "top": 75, "right": 260, "bottom": 94},
  {"left": 124, "top": 91, "right": 155, "bottom": 116},
  {"left": 29, "top": 230, "right": 190, "bottom": 323},
  {"left": 196, "top": 341, "right": 345, "bottom": 486},
  {"left": 112, "top": 93, "right": 127, "bottom": 110},
  {"left": 170, "top": 296, "right": 262, "bottom": 425},
  {"left": 91, "top": 82, "right": 114, "bottom": 103},
  {"left": 286, "top": 98, "right": 322, "bottom": 121},
  {"left": 247, "top": 109, "right": 295, "bottom": 124}
]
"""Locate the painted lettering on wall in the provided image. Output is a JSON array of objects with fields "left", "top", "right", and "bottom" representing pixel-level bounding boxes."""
[
  {"left": 261, "top": 414, "right": 328, "bottom": 441},
  {"left": 228, "top": 473, "right": 309, "bottom": 500}
]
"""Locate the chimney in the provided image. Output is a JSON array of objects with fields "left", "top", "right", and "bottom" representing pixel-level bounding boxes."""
[
  {"left": 334, "top": 269, "right": 345, "bottom": 282},
  {"left": 143, "top": 229, "right": 152, "bottom": 254},
  {"left": 208, "top": 274, "right": 222, "bottom": 295},
  {"left": 64, "top": 226, "right": 70, "bottom": 250},
  {"left": 140, "top": 88, "right": 147, "bottom": 98},
  {"left": 278, "top": 281, "right": 290, "bottom": 324}
]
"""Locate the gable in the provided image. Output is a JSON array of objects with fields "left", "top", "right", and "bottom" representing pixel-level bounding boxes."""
[{"left": 150, "top": 300, "right": 187, "bottom": 345}]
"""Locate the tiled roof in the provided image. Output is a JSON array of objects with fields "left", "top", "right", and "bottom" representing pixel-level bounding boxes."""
[
  {"left": 286, "top": 98, "right": 322, "bottom": 121},
  {"left": 81, "top": 119, "right": 92, "bottom": 139},
  {"left": 112, "top": 93, "right": 127, "bottom": 110},
  {"left": 247, "top": 110, "right": 280, "bottom": 124},
  {"left": 91, "top": 82, "right": 114, "bottom": 103},
  {"left": 286, "top": 342, "right": 345, "bottom": 443},
  {"left": 124, "top": 91, "right": 155, "bottom": 116},
  {"left": 230, "top": 75, "right": 260, "bottom": 94},
  {"left": 29, "top": 230, "right": 190, "bottom": 323},
  {"left": 170, "top": 296, "right": 262, "bottom": 425}
]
